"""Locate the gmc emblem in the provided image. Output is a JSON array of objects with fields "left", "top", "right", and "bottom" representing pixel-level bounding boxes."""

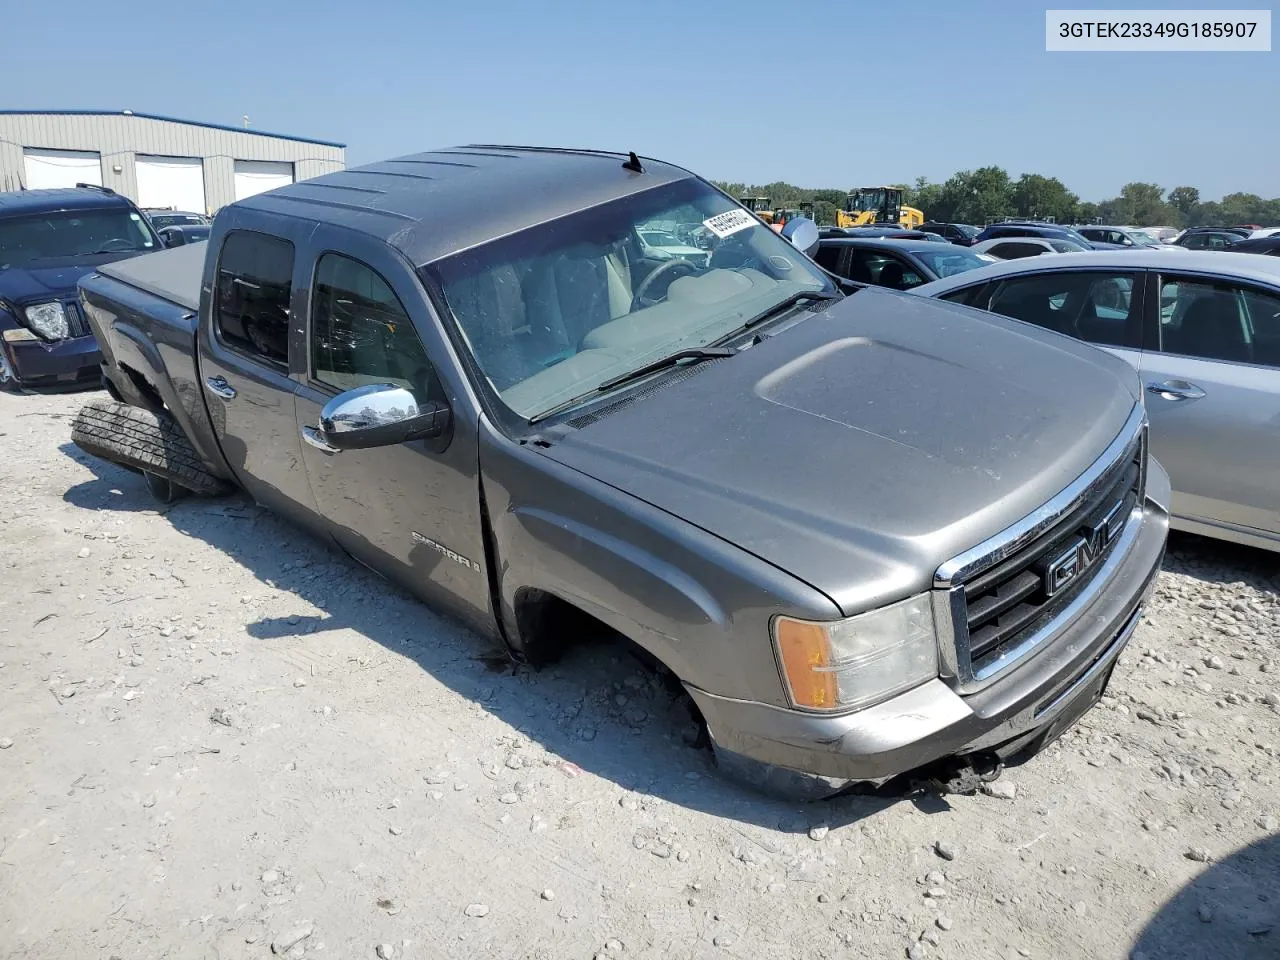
[{"left": 1043, "top": 500, "right": 1127, "bottom": 598}]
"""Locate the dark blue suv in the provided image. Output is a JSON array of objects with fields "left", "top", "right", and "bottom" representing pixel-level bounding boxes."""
[{"left": 0, "top": 185, "right": 161, "bottom": 390}]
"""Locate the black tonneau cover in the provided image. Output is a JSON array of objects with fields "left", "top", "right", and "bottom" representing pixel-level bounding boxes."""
[{"left": 95, "top": 242, "right": 205, "bottom": 313}]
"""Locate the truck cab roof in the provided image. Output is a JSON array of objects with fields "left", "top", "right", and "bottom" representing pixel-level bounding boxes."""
[{"left": 233, "top": 145, "right": 693, "bottom": 267}]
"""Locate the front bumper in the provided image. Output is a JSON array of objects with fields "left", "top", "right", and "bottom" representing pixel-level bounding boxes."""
[
  {"left": 1, "top": 335, "right": 102, "bottom": 388},
  {"left": 688, "top": 459, "right": 1171, "bottom": 799}
]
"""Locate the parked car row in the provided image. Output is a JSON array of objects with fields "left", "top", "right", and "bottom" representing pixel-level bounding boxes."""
[{"left": 911, "top": 249, "right": 1280, "bottom": 552}]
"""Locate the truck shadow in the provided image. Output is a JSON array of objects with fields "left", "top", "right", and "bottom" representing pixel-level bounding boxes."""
[
  {"left": 59, "top": 445, "right": 1279, "bottom": 832},
  {"left": 1130, "top": 832, "right": 1279, "bottom": 959},
  {"left": 60, "top": 443, "right": 899, "bottom": 830}
]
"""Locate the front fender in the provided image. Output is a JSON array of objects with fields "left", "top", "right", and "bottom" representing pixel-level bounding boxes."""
[{"left": 479, "top": 422, "right": 841, "bottom": 706}]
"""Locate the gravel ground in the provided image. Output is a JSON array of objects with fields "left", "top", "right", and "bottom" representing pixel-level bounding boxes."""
[{"left": 1, "top": 387, "right": 1278, "bottom": 960}]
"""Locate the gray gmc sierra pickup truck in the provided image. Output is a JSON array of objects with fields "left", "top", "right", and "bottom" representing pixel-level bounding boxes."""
[{"left": 72, "top": 146, "right": 1170, "bottom": 798}]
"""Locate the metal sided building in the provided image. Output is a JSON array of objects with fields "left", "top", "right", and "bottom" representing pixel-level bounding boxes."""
[{"left": 0, "top": 110, "right": 346, "bottom": 215}]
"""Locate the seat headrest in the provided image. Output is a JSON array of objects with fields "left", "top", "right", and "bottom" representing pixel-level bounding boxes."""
[{"left": 1178, "top": 293, "right": 1250, "bottom": 362}]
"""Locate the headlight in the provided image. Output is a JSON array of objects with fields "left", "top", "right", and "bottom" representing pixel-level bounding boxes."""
[
  {"left": 25, "top": 302, "right": 70, "bottom": 340},
  {"left": 773, "top": 594, "right": 939, "bottom": 711}
]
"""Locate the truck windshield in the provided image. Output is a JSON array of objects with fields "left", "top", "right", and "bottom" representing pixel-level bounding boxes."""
[
  {"left": 425, "top": 178, "right": 835, "bottom": 420},
  {"left": 0, "top": 208, "right": 158, "bottom": 268}
]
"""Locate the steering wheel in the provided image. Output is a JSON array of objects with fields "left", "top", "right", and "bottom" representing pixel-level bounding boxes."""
[
  {"left": 96, "top": 238, "right": 137, "bottom": 253},
  {"left": 632, "top": 259, "right": 699, "bottom": 309}
]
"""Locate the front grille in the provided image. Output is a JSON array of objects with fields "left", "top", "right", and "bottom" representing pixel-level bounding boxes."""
[
  {"left": 63, "top": 300, "right": 92, "bottom": 338},
  {"left": 950, "top": 424, "right": 1146, "bottom": 678}
]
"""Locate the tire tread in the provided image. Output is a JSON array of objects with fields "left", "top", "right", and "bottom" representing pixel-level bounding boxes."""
[{"left": 71, "top": 400, "right": 230, "bottom": 497}]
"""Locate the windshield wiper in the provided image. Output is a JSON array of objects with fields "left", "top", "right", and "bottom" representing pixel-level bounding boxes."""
[
  {"left": 527, "top": 347, "right": 736, "bottom": 425},
  {"left": 709, "top": 289, "right": 841, "bottom": 346},
  {"left": 595, "top": 347, "right": 736, "bottom": 391}
]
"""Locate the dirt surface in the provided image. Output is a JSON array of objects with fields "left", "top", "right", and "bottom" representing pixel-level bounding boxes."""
[{"left": 2, "top": 387, "right": 1278, "bottom": 960}]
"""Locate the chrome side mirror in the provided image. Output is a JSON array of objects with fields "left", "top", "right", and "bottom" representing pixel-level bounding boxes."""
[
  {"left": 780, "top": 217, "right": 820, "bottom": 258},
  {"left": 317, "top": 383, "right": 451, "bottom": 451}
]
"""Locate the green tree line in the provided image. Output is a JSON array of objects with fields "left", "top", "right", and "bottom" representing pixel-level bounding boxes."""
[{"left": 712, "top": 169, "right": 1280, "bottom": 228}]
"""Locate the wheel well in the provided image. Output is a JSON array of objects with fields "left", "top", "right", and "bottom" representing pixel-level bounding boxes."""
[
  {"left": 512, "top": 588, "right": 612, "bottom": 666},
  {"left": 118, "top": 364, "right": 165, "bottom": 415},
  {"left": 510, "top": 588, "right": 709, "bottom": 745}
]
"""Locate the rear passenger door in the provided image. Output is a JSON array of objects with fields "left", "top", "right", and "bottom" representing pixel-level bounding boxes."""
[
  {"left": 1139, "top": 272, "right": 1280, "bottom": 539},
  {"left": 198, "top": 217, "right": 318, "bottom": 525},
  {"left": 291, "top": 227, "right": 494, "bottom": 633}
]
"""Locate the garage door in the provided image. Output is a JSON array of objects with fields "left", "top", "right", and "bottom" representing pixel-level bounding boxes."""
[
  {"left": 136, "top": 155, "right": 207, "bottom": 214},
  {"left": 23, "top": 148, "right": 103, "bottom": 189},
  {"left": 233, "top": 160, "right": 294, "bottom": 201}
]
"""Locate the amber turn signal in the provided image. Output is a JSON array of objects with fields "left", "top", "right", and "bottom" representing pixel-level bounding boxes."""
[{"left": 774, "top": 616, "right": 838, "bottom": 709}]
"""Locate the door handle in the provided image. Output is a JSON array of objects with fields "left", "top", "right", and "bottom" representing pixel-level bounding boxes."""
[
  {"left": 205, "top": 376, "right": 237, "bottom": 400},
  {"left": 1146, "top": 380, "right": 1205, "bottom": 402},
  {"left": 302, "top": 425, "right": 340, "bottom": 455}
]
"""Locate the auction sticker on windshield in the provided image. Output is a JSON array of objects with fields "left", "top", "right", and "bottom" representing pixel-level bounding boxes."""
[{"left": 703, "top": 209, "right": 758, "bottom": 239}]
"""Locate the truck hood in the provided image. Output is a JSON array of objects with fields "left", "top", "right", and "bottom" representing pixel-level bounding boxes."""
[
  {"left": 0, "top": 254, "right": 141, "bottom": 305},
  {"left": 538, "top": 288, "right": 1140, "bottom": 616}
]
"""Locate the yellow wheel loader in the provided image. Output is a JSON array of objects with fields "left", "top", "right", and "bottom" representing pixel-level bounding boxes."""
[{"left": 834, "top": 187, "right": 924, "bottom": 230}]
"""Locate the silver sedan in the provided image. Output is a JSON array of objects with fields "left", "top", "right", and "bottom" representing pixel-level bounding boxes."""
[{"left": 910, "top": 250, "right": 1280, "bottom": 552}]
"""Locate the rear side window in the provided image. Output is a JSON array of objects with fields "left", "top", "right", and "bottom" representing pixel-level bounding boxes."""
[
  {"left": 214, "top": 231, "right": 295, "bottom": 368},
  {"left": 310, "top": 253, "right": 438, "bottom": 403},
  {"left": 938, "top": 284, "right": 986, "bottom": 306},
  {"left": 991, "top": 242, "right": 1046, "bottom": 259},
  {"left": 986, "top": 271, "right": 1142, "bottom": 347}
]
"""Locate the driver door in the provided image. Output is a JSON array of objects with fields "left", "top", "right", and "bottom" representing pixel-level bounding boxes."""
[{"left": 292, "top": 229, "right": 494, "bottom": 633}]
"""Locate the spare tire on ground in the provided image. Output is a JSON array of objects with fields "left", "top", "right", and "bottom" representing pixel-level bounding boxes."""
[{"left": 71, "top": 399, "right": 232, "bottom": 498}]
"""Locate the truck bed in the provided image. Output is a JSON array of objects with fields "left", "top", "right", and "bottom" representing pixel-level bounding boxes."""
[
  {"left": 79, "top": 244, "right": 233, "bottom": 483},
  {"left": 95, "top": 241, "right": 205, "bottom": 313}
]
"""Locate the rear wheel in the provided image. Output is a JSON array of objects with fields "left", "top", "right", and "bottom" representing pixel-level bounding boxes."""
[{"left": 71, "top": 399, "right": 232, "bottom": 499}]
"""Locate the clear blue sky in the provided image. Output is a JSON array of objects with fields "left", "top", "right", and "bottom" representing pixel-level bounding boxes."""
[{"left": 7, "top": 0, "right": 1276, "bottom": 200}]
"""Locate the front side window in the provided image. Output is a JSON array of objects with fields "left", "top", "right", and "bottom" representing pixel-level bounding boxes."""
[
  {"left": 425, "top": 178, "right": 834, "bottom": 420},
  {"left": 213, "top": 231, "right": 294, "bottom": 367},
  {"left": 310, "top": 253, "right": 437, "bottom": 402},
  {"left": 985, "top": 270, "right": 1142, "bottom": 347},
  {"left": 0, "top": 208, "right": 157, "bottom": 269},
  {"left": 1158, "top": 276, "right": 1280, "bottom": 365}
]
